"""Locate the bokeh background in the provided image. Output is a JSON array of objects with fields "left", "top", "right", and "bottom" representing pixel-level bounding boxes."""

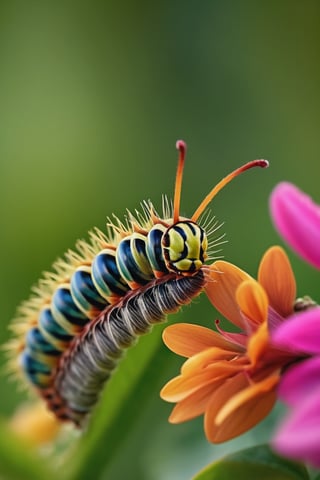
[{"left": 1, "top": 1, "right": 319, "bottom": 479}]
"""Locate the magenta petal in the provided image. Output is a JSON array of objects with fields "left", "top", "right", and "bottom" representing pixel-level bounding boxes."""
[
  {"left": 273, "top": 307, "right": 320, "bottom": 354},
  {"left": 270, "top": 182, "right": 320, "bottom": 269},
  {"left": 267, "top": 306, "right": 285, "bottom": 332},
  {"left": 277, "top": 357, "right": 320, "bottom": 406},
  {"left": 273, "top": 389, "right": 320, "bottom": 467}
]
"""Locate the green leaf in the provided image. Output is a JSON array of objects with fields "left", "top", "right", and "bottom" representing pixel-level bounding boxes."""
[
  {"left": 0, "top": 417, "right": 55, "bottom": 480},
  {"left": 193, "top": 445, "right": 309, "bottom": 480},
  {"left": 62, "top": 322, "right": 171, "bottom": 480}
]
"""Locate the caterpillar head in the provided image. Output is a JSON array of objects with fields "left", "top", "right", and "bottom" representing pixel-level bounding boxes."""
[
  {"left": 161, "top": 140, "right": 268, "bottom": 276},
  {"left": 162, "top": 221, "right": 208, "bottom": 275}
]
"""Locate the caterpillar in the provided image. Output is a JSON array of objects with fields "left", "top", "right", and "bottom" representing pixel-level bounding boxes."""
[{"left": 7, "top": 141, "right": 268, "bottom": 426}]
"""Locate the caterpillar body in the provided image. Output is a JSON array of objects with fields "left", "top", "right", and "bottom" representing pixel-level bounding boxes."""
[
  {"left": 7, "top": 141, "right": 268, "bottom": 425},
  {"left": 45, "top": 273, "right": 205, "bottom": 424}
]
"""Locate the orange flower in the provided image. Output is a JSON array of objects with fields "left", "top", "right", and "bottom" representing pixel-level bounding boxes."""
[
  {"left": 9, "top": 401, "right": 62, "bottom": 446},
  {"left": 160, "top": 246, "right": 300, "bottom": 443}
]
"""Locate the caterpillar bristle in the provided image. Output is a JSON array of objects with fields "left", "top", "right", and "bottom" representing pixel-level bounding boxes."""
[
  {"left": 9, "top": 321, "right": 33, "bottom": 336},
  {"left": 88, "top": 227, "right": 109, "bottom": 247},
  {"left": 2, "top": 338, "right": 24, "bottom": 355},
  {"left": 3, "top": 340, "right": 29, "bottom": 387},
  {"left": 161, "top": 195, "right": 173, "bottom": 220}
]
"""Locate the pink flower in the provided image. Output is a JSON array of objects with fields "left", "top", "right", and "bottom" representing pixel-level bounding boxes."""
[
  {"left": 272, "top": 308, "right": 320, "bottom": 467},
  {"left": 270, "top": 182, "right": 320, "bottom": 269},
  {"left": 270, "top": 182, "right": 320, "bottom": 467}
]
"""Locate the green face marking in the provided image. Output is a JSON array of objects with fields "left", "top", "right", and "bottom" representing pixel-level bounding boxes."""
[{"left": 162, "top": 221, "right": 208, "bottom": 275}]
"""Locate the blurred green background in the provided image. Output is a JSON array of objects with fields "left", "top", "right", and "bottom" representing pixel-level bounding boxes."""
[{"left": 1, "top": 1, "right": 320, "bottom": 479}]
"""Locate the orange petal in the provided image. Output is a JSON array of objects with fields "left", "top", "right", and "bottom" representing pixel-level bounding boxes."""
[
  {"left": 168, "top": 383, "right": 218, "bottom": 423},
  {"left": 236, "top": 280, "right": 268, "bottom": 327},
  {"left": 216, "top": 373, "right": 279, "bottom": 425},
  {"left": 215, "top": 373, "right": 279, "bottom": 435},
  {"left": 181, "top": 347, "right": 241, "bottom": 375},
  {"left": 162, "top": 323, "right": 238, "bottom": 358},
  {"left": 161, "top": 360, "right": 244, "bottom": 402},
  {"left": 160, "top": 370, "right": 221, "bottom": 402},
  {"left": 204, "top": 372, "right": 279, "bottom": 443},
  {"left": 258, "top": 246, "right": 296, "bottom": 317},
  {"left": 247, "top": 322, "right": 270, "bottom": 366},
  {"left": 205, "top": 261, "right": 252, "bottom": 329}
]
